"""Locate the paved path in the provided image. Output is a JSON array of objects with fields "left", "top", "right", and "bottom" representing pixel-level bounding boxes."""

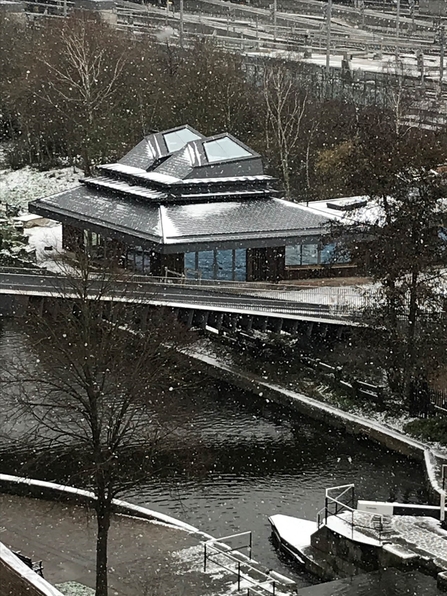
[
  {"left": 391, "top": 515, "right": 447, "bottom": 565},
  {"left": 0, "top": 493, "right": 238, "bottom": 596}
]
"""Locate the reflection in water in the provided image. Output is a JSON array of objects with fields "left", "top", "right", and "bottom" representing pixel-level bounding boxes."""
[{"left": 0, "top": 321, "right": 434, "bottom": 590}]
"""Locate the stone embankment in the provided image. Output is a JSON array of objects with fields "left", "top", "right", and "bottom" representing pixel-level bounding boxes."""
[{"left": 188, "top": 349, "right": 447, "bottom": 504}]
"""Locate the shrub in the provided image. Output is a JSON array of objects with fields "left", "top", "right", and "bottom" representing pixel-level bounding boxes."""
[{"left": 404, "top": 417, "right": 447, "bottom": 446}]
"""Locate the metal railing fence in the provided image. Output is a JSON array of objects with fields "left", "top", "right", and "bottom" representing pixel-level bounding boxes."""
[
  {"left": 203, "top": 532, "right": 288, "bottom": 595},
  {"left": 317, "top": 484, "right": 389, "bottom": 544}
]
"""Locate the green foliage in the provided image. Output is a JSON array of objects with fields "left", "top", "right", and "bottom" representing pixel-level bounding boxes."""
[{"left": 404, "top": 417, "right": 447, "bottom": 446}]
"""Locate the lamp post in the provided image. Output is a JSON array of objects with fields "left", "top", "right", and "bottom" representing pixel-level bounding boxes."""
[
  {"left": 439, "top": 25, "right": 445, "bottom": 97},
  {"left": 272, "top": 0, "right": 277, "bottom": 42},
  {"left": 395, "top": 0, "right": 400, "bottom": 62}
]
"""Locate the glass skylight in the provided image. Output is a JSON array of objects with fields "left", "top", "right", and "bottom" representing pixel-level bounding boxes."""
[
  {"left": 204, "top": 137, "right": 252, "bottom": 163},
  {"left": 163, "top": 128, "right": 202, "bottom": 153}
]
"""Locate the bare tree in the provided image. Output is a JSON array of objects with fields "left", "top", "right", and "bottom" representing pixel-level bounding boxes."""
[
  {"left": 382, "top": 60, "right": 420, "bottom": 135},
  {"left": 163, "top": 39, "right": 258, "bottom": 140},
  {"left": 33, "top": 12, "right": 131, "bottom": 174},
  {"left": 5, "top": 253, "right": 196, "bottom": 596},
  {"left": 263, "top": 62, "right": 308, "bottom": 199}
]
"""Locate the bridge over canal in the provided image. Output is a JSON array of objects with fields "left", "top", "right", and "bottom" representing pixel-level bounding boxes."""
[{"left": 0, "top": 270, "right": 364, "bottom": 336}]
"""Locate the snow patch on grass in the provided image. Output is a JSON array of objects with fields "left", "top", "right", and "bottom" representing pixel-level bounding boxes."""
[
  {"left": 0, "top": 164, "right": 82, "bottom": 209},
  {"left": 55, "top": 582, "right": 94, "bottom": 596},
  {"left": 172, "top": 544, "right": 226, "bottom": 578},
  {"left": 24, "top": 224, "right": 64, "bottom": 271}
]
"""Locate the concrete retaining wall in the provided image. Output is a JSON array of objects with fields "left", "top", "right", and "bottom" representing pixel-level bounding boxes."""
[
  {"left": 311, "top": 524, "right": 380, "bottom": 578},
  {"left": 310, "top": 520, "right": 446, "bottom": 582}
]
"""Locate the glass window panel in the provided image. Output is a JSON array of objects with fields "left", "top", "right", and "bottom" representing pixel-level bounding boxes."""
[
  {"left": 285, "top": 245, "right": 302, "bottom": 266},
  {"left": 216, "top": 249, "right": 233, "bottom": 280},
  {"left": 163, "top": 128, "right": 201, "bottom": 153},
  {"left": 186, "top": 250, "right": 246, "bottom": 280},
  {"left": 204, "top": 137, "right": 252, "bottom": 163},
  {"left": 126, "top": 248, "right": 149, "bottom": 274},
  {"left": 197, "top": 251, "right": 214, "bottom": 280},
  {"left": 184, "top": 252, "right": 196, "bottom": 278},
  {"left": 301, "top": 244, "right": 319, "bottom": 265},
  {"left": 320, "top": 243, "right": 335, "bottom": 264},
  {"left": 234, "top": 249, "right": 246, "bottom": 281},
  {"left": 321, "top": 242, "right": 350, "bottom": 264}
]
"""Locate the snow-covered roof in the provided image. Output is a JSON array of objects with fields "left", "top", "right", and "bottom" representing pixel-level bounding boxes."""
[
  {"left": 30, "top": 188, "right": 330, "bottom": 254},
  {"left": 100, "top": 163, "right": 180, "bottom": 185},
  {"left": 298, "top": 196, "right": 386, "bottom": 227},
  {"left": 118, "top": 125, "right": 204, "bottom": 171},
  {"left": 29, "top": 126, "right": 332, "bottom": 253},
  {"left": 179, "top": 175, "right": 273, "bottom": 185}
]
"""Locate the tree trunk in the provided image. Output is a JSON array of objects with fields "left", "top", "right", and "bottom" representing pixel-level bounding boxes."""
[
  {"left": 82, "top": 145, "right": 92, "bottom": 177},
  {"left": 405, "top": 268, "right": 419, "bottom": 409},
  {"left": 95, "top": 497, "right": 111, "bottom": 596}
]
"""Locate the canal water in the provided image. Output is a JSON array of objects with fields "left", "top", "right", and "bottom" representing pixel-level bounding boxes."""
[{"left": 0, "top": 320, "right": 438, "bottom": 592}]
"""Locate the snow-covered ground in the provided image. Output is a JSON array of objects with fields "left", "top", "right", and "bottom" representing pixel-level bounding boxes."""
[
  {"left": 0, "top": 150, "right": 80, "bottom": 270},
  {"left": 24, "top": 224, "right": 63, "bottom": 272},
  {"left": 0, "top": 160, "right": 81, "bottom": 210}
]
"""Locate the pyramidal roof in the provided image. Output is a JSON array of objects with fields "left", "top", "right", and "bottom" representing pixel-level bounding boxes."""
[
  {"left": 117, "top": 126, "right": 263, "bottom": 181},
  {"left": 118, "top": 125, "right": 204, "bottom": 171},
  {"left": 29, "top": 125, "right": 330, "bottom": 254}
]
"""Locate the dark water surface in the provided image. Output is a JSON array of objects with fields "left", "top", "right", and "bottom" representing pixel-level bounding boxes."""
[
  {"left": 0, "top": 320, "right": 437, "bottom": 592},
  {"left": 125, "top": 385, "right": 428, "bottom": 587}
]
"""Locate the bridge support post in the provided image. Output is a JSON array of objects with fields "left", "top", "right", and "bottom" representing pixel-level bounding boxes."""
[
  {"left": 215, "top": 312, "right": 224, "bottom": 331},
  {"left": 242, "top": 315, "right": 253, "bottom": 332},
  {"left": 139, "top": 305, "right": 150, "bottom": 331},
  {"left": 12, "top": 295, "right": 30, "bottom": 318},
  {"left": 336, "top": 326, "right": 345, "bottom": 340},
  {"left": 209, "top": 312, "right": 224, "bottom": 332},
  {"left": 273, "top": 318, "right": 283, "bottom": 334},
  {"left": 201, "top": 310, "right": 210, "bottom": 330},
  {"left": 289, "top": 319, "right": 299, "bottom": 335},
  {"left": 32, "top": 296, "right": 45, "bottom": 317},
  {"left": 186, "top": 309, "right": 195, "bottom": 329}
]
